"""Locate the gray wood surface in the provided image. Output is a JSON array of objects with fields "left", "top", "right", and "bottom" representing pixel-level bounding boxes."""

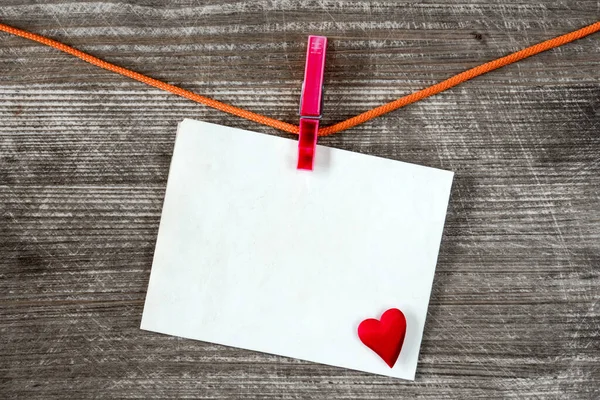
[{"left": 1, "top": 1, "right": 599, "bottom": 398}]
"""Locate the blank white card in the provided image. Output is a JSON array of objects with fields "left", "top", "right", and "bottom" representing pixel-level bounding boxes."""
[{"left": 141, "top": 119, "right": 454, "bottom": 380}]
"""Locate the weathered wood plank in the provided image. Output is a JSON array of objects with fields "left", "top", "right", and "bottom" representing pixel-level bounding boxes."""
[{"left": 1, "top": 1, "right": 599, "bottom": 398}]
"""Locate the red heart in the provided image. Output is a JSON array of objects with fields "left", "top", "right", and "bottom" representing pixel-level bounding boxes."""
[{"left": 358, "top": 308, "right": 407, "bottom": 368}]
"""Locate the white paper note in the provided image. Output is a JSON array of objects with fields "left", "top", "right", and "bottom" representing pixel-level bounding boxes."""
[{"left": 141, "top": 119, "right": 454, "bottom": 380}]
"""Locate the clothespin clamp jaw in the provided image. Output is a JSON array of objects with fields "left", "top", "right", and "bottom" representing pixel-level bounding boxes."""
[{"left": 297, "top": 35, "right": 327, "bottom": 170}]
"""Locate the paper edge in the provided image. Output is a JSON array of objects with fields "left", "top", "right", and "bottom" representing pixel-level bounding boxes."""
[
  {"left": 140, "top": 325, "right": 417, "bottom": 381},
  {"left": 140, "top": 119, "right": 188, "bottom": 329},
  {"left": 178, "top": 118, "right": 455, "bottom": 175},
  {"left": 405, "top": 173, "right": 454, "bottom": 380}
]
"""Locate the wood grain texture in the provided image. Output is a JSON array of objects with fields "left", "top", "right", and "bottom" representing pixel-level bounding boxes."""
[{"left": 0, "top": 1, "right": 599, "bottom": 398}]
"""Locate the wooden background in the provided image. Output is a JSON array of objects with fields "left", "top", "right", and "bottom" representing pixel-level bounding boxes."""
[{"left": 1, "top": 1, "right": 598, "bottom": 398}]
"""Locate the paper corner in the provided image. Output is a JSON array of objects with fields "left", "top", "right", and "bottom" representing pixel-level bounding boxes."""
[{"left": 178, "top": 118, "right": 196, "bottom": 131}]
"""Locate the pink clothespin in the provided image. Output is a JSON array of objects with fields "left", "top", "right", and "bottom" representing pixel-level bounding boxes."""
[{"left": 297, "top": 35, "right": 327, "bottom": 170}]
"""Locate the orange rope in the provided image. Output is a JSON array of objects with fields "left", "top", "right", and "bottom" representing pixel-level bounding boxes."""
[
  {"left": 0, "top": 22, "right": 298, "bottom": 134},
  {"left": 0, "top": 21, "right": 598, "bottom": 136}
]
